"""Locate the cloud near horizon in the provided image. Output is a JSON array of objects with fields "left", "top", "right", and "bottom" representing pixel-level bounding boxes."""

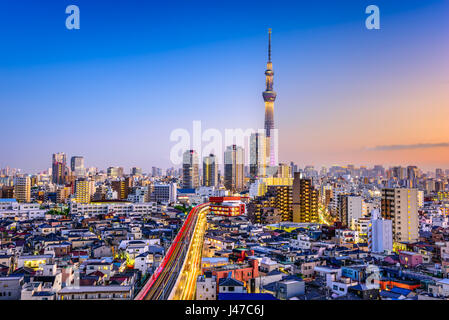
[{"left": 367, "top": 143, "right": 449, "bottom": 151}]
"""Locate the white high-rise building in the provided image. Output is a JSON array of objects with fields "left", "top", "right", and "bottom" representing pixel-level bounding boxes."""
[
  {"left": 369, "top": 209, "right": 393, "bottom": 253},
  {"left": 339, "top": 195, "right": 363, "bottom": 228}
]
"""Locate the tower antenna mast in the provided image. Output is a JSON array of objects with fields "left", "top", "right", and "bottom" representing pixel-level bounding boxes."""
[{"left": 268, "top": 28, "right": 272, "bottom": 62}]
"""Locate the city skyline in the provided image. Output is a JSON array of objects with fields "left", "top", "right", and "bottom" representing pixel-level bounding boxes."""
[
  {"left": 1, "top": 0, "right": 448, "bottom": 173},
  {"left": 2, "top": 0, "right": 449, "bottom": 305}
]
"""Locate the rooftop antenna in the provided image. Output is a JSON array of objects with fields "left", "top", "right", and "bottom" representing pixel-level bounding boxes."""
[{"left": 268, "top": 28, "right": 272, "bottom": 62}]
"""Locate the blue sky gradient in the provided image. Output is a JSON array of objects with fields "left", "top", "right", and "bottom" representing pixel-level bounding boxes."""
[{"left": 0, "top": 0, "right": 448, "bottom": 173}]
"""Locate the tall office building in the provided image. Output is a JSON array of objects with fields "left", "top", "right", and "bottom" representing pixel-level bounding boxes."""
[
  {"left": 111, "top": 178, "right": 132, "bottom": 200},
  {"left": 290, "top": 162, "right": 298, "bottom": 175},
  {"left": 373, "top": 165, "right": 385, "bottom": 177},
  {"left": 74, "top": 178, "right": 94, "bottom": 204},
  {"left": 1, "top": 186, "right": 14, "bottom": 199},
  {"left": 182, "top": 150, "right": 200, "bottom": 189},
  {"left": 368, "top": 209, "right": 393, "bottom": 253},
  {"left": 14, "top": 176, "right": 31, "bottom": 203},
  {"left": 224, "top": 145, "right": 244, "bottom": 193},
  {"left": 406, "top": 166, "right": 419, "bottom": 188},
  {"left": 338, "top": 195, "right": 363, "bottom": 228},
  {"left": 292, "top": 173, "right": 319, "bottom": 223},
  {"left": 152, "top": 167, "right": 163, "bottom": 177},
  {"left": 249, "top": 132, "right": 266, "bottom": 181},
  {"left": 151, "top": 183, "right": 177, "bottom": 203},
  {"left": 203, "top": 154, "right": 218, "bottom": 187},
  {"left": 276, "top": 163, "right": 292, "bottom": 179},
  {"left": 381, "top": 188, "right": 419, "bottom": 243},
  {"left": 407, "top": 166, "right": 419, "bottom": 180},
  {"left": 436, "top": 168, "right": 444, "bottom": 179},
  {"left": 71, "top": 156, "right": 85, "bottom": 177},
  {"left": 391, "top": 166, "right": 407, "bottom": 180},
  {"left": 52, "top": 153, "right": 68, "bottom": 185},
  {"left": 263, "top": 28, "right": 277, "bottom": 166},
  {"left": 131, "top": 167, "right": 143, "bottom": 176},
  {"left": 107, "top": 167, "right": 124, "bottom": 178}
]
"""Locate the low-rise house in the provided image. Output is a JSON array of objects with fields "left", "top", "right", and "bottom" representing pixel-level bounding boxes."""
[
  {"left": 17, "top": 254, "right": 53, "bottom": 271},
  {"left": 58, "top": 285, "right": 133, "bottom": 300},
  {"left": 21, "top": 282, "right": 55, "bottom": 300},
  {"left": 219, "top": 275, "right": 246, "bottom": 294},
  {"left": 428, "top": 279, "right": 449, "bottom": 297},
  {"left": 293, "top": 259, "right": 326, "bottom": 281},
  {"left": 134, "top": 252, "right": 153, "bottom": 274},
  {"left": 272, "top": 278, "right": 305, "bottom": 300},
  {"left": 205, "top": 259, "right": 259, "bottom": 287},
  {"left": 399, "top": 251, "right": 423, "bottom": 268},
  {"left": 92, "top": 243, "right": 113, "bottom": 258},
  {"left": 0, "top": 255, "right": 13, "bottom": 268},
  {"left": 259, "top": 257, "right": 279, "bottom": 273},
  {"left": 84, "top": 261, "right": 114, "bottom": 280},
  {"left": 327, "top": 274, "right": 358, "bottom": 297},
  {"left": 0, "top": 276, "right": 24, "bottom": 300},
  {"left": 196, "top": 272, "right": 217, "bottom": 300}
]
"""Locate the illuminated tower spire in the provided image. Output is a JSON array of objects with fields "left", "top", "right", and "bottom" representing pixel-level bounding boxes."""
[{"left": 263, "top": 28, "right": 277, "bottom": 167}]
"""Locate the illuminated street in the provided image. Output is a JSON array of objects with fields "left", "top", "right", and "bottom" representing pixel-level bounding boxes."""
[
  {"left": 135, "top": 203, "right": 209, "bottom": 300},
  {"left": 172, "top": 205, "right": 208, "bottom": 300}
]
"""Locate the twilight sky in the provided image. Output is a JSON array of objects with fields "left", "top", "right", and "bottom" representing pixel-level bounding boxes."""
[{"left": 0, "top": 0, "right": 448, "bottom": 173}]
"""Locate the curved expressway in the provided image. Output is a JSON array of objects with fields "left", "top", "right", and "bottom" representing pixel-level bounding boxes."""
[{"left": 135, "top": 203, "right": 209, "bottom": 300}]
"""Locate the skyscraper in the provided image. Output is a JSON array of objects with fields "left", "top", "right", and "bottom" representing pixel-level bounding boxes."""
[
  {"left": 71, "top": 156, "right": 85, "bottom": 177},
  {"left": 224, "top": 145, "right": 244, "bottom": 193},
  {"left": 381, "top": 188, "right": 419, "bottom": 243},
  {"left": 436, "top": 168, "right": 444, "bottom": 179},
  {"left": 107, "top": 167, "right": 124, "bottom": 178},
  {"left": 182, "top": 150, "right": 200, "bottom": 189},
  {"left": 74, "top": 178, "right": 94, "bottom": 204},
  {"left": 152, "top": 167, "right": 163, "bottom": 177},
  {"left": 250, "top": 132, "right": 266, "bottom": 181},
  {"left": 276, "top": 163, "right": 292, "bottom": 179},
  {"left": 111, "top": 178, "right": 132, "bottom": 200},
  {"left": 52, "top": 153, "right": 68, "bottom": 185},
  {"left": 203, "top": 154, "right": 218, "bottom": 187},
  {"left": 338, "top": 195, "right": 363, "bottom": 228},
  {"left": 131, "top": 167, "right": 143, "bottom": 176},
  {"left": 152, "top": 183, "right": 178, "bottom": 203},
  {"left": 292, "top": 173, "right": 319, "bottom": 223},
  {"left": 290, "top": 162, "right": 298, "bottom": 175},
  {"left": 369, "top": 209, "right": 393, "bottom": 253},
  {"left": 263, "top": 28, "right": 277, "bottom": 167},
  {"left": 14, "top": 176, "right": 31, "bottom": 203}
]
